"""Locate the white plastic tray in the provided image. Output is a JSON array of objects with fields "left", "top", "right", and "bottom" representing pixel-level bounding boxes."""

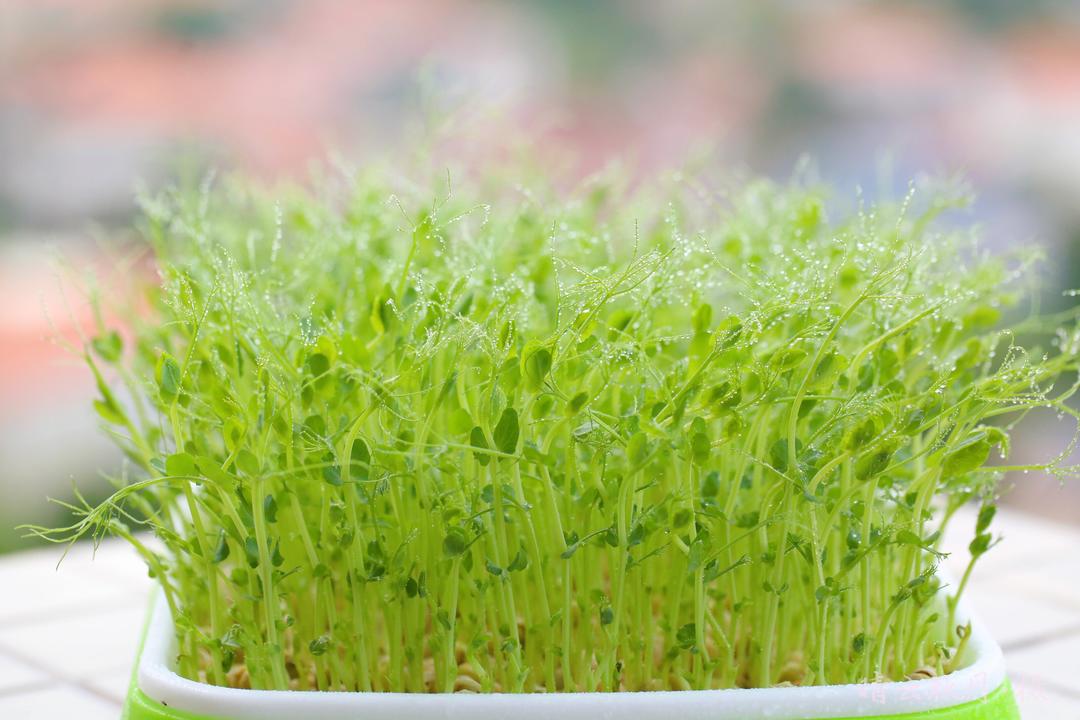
[{"left": 136, "top": 592, "right": 1007, "bottom": 720}]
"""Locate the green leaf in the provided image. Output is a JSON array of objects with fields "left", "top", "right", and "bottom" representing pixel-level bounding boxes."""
[
  {"left": 195, "top": 457, "right": 234, "bottom": 487},
  {"left": 369, "top": 294, "right": 387, "bottom": 336},
  {"left": 708, "top": 382, "right": 741, "bottom": 411},
  {"left": 93, "top": 398, "right": 126, "bottom": 426},
  {"left": 304, "top": 415, "right": 326, "bottom": 438},
  {"left": 443, "top": 528, "right": 468, "bottom": 557},
  {"left": 690, "top": 430, "right": 711, "bottom": 466},
  {"left": 969, "top": 532, "right": 993, "bottom": 557},
  {"left": 263, "top": 494, "right": 278, "bottom": 523},
  {"left": 507, "top": 547, "right": 528, "bottom": 572},
  {"left": 165, "top": 452, "right": 197, "bottom": 478},
  {"left": 976, "top": 504, "right": 996, "bottom": 535},
  {"left": 91, "top": 331, "right": 123, "bottom": 363},
  {"left": 700, "top": 470, "right": 720, "bottom": 497},
  {"left": 686, "top": 539, "right": 705, "bottom": 573},
  {"left": 350, "top": 437, "right": 371, "bottom": 465},
  {"left": 773, "top": 346, "right": 807, "bottom": 372},
  {"left": 449, "top": 408, "right": 473, "bottom": 435},
  {"left": 942, "top": 432, "right": 992, "bottom": 476},
  {"left": 856, "top": 444, "right": 895, "bottom": 481},
  {"left": 235, "top": 449, "right": 260, "bottom": 477},
  {"left": 522, "top": 344, "right": 552, "bottom": 391},
  {"left": 493, "top": 408, "right": 519, "bottom": 455},
  {"left": 244, "top": 537, "right": 260, "bottom": 568},
  {"left": 846, "top": 529, "right": 861, "bottom": 550},
  {"left": 522, "top": 441, "right": 550, "bottom": 465},
  {"left": 322, "top": 452, "right": 342, "bottom": 485},
  {"left": 469, "top": 426, "right": 490, "bottom": 466},
  {"left": 305, "top": 352, "right": 330, "bottom": 378},
  {"left": 349, "top": 437, "right": 371, "bottom": 480},
  {"left": 692, "top": 303, "right": 712, "bottom": 334},
  {"left": 566, "top": 391, "right": 589, "bottom": 415},
  {"left": 895, "top": 530, "right": 923, "bottom": 547},
  {"left": 309, "top": 635, "right": 330, "bottom": 656},
  {"left": 158, "top": 354, "right": 181, "bottom": 401},
  {"left": 211, "top": 531, "right": 230, "bottom": 564},
  {"left": 676, "top": 622, "right": 696, "bottom": 649},
  {"left": 627, "top": 432, "right": 649, "bottom": 466}
]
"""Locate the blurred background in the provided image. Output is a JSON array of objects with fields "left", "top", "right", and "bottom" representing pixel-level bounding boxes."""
[{"left": 3, "top": 0, "right": 1080, "bottom": 551}]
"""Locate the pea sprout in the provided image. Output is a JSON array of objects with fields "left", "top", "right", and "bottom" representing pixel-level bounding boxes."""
[{"left": 28, "top": 168, "right": 1080, "bottom": 692}]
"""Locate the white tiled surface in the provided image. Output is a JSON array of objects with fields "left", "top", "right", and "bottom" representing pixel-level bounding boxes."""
[
  {"left": 0, "top": 683, "right": 121, "bottom": 720},
  {"left": 0, "top": 508, "right": 1078, "bottom": 718},
  {"left": 1012, "top": 676, "right": 1080, "bottom": 720},
  {"left": 0, "top": 651, "right": 48, "bottom": 694},
  {"left": 0, "top": 540, "right": 153, "bottom": 718}
]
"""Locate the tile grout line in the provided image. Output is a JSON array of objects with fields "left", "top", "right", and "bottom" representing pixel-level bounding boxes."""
[
  {"left": 1001, "top": 622, "right": 1080, "bottom": 653},
  {"left": 0, "top": 644, "right": 54, "bottom": 699},
  {"left": 966, "top": 574, "right": 1080, "bottom": 616},
  {"left": 4, "top": 562, "right": 153, "bottom": 594},
  {"left": 0, "top": 678, "right": 54, "bottom": 700},
  {"left": 0, "top": 636, "right": 123, "bottom": 707},
  {"left": 1005, "top": 587, "right": 1080, "bottom": 617},
  {"left": 1010, "top": 670, "right": 1080, "bottom": 702},
  {"left": 0, "top": 592, "right": 149, "bottom": 628},
  {"left": 67, "top": 676, "right": 129, "bottom": 707}
]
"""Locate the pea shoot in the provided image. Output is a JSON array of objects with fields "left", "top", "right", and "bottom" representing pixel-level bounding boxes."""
[{"left": 30, "top": 169, "right": 1080, "bottom": 692}]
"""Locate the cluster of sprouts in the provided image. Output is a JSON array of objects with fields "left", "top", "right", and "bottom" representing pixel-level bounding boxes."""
[{"left": 34, "top": 167, "right": 1080, "bottom": 692}]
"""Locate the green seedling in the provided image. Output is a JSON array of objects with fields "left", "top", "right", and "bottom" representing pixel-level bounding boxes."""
[{"left": 28, "top": 168, "right": 1080, "bottom": 692}]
